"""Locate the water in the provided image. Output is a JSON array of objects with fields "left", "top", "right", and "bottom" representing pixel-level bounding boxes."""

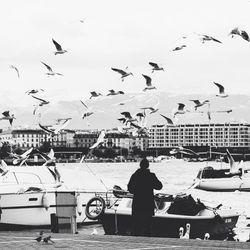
[{"left": 57, "top": 160, "right": 250, "bottom": 241}]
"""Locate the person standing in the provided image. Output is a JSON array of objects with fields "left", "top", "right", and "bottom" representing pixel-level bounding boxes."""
[{"left": 128, "top": 157, "right": 163, "bottom": 236}]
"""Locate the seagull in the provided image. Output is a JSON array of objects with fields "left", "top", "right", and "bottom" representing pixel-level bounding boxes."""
[
  {"left": 204, "top": 233, "right": 210, "bottom": 240},
  {"left": 111, "top": 67, "right": 133, "bottom": 82},
  {"left": 82, "top": 112, "right": 94, "bottom": 119},
  {"left": 229, "top": 27, "right": 249, "bottom": 42},
  {"left": 179, "top": 227, "right": 184, "bottom": 239},
  {"left": 41, "top": 62, "right": 63, "bottom": 76},
  {"left": 52, "top": 39, "right": 67, "bottom": 55},
  {"left": 182, "top": 223, "right": 190, "bottom": 239},
  {"left": 160, "top": 114, "right": 174, "bottom": 124},
  {"left": 43, "top": 235, "right": 55, "bottom": 244},
  {"left": 190, "top": 99, "right": 210, "bottom": 110},
  {"left": 172, "top": 45, "right": 186, "bottom": 51},
  {"left": 0, "top": 160, "right": 8, "bottom": 176},
  {"left": 149, "top": 62, "right": 164, "bottom": 73},
  {"left": 26, "top": 89, "right": 44, "bottom": 95},
  {"left": 0, "top": 111, "right": 16, "bottom": 125},
  {"left": 39, "top": 119, "right": 71, "bottom": 138},
  {"left": 173, "top": 103, "right": 189, "bottom": 117},
  {"left": 142, "top": 74, "right": 156, "bottom": 91},
  {"left": 213, "top": 82, "right": 228, "bottom": 98},
  {"left": 80, "top": 100, "right": 88, "bottom": 109},
  {"left": 90, "top": 130, "right": 105, "bottom": 149},
  {"left": 32, "top": 95, "right": 50, "bottom": 106},
  {"left": 10, "top": 65, "right": 20, "bottom": 78},
  {"left": 198, "top": 34, "right": 222, "bottom": 44},
  {"left": 141, "top": 106, "right": 159, "bottom": 114},
  {"left": 12, "top": 147, "right": 33, "bottom": 165},
  {"left": 90, "top": 91, "right": 102, "bottom": 99},
  {"left": 35, "top": 231, "right": 44, "bottom": 242},
  {"left": 107, "top": 89, "right": 124, "bottom": 96},
  {"left": 225, "top": 149, "right": 242, "bottom": 176}
]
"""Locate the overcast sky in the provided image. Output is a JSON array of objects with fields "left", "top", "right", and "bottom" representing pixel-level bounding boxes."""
[{"left": 1, "top": 0, "right": 250, "bottom": 106}]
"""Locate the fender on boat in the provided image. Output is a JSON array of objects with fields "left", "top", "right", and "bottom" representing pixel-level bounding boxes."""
[
  {"left": 76, "top": 194, "right": 83, "bottom": 215},
  {"left": 42, "top": 192, "right": 50, "bottom": 210},
  {"left": 85, "top": 196, "right": 106, "bottom": 220}
]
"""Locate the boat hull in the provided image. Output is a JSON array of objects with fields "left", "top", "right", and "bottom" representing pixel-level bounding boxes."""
[
  {"left": 195, "top": 177, "right": 250, "bottom": 191},
  {"left": 101, "top": 212, "right": 239, "bottom": 240}
]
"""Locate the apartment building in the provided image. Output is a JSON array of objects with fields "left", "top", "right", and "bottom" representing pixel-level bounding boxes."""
[{"left": 148, "top": 123, "right": 250, "bottom": 149}]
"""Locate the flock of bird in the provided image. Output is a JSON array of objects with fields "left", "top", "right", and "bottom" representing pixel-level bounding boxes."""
[{"left": 3, "top": 23, "right": 249, "bottom": 150}]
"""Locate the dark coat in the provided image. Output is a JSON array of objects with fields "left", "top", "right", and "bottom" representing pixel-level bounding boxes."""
[{"left": 128, "top": 168, "right": 163, "bottom": 216}]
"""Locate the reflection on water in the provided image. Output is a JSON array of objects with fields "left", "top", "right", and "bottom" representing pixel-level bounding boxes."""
[{"left": 58, "top": 160, "right": 250, "bottom": 241}]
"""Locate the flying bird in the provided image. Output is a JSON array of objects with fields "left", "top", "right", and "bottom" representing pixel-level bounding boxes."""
[
  {"left": 107, "top": 89, "right": 124, "bottom": 96},
  {"left": 111, "top": 67, "right": 133, "bottom": 82},
  {"left": 10, "top": 65, "right": 20, "bottom": 78},
  {"left": 213, "top": 82, "right": 228, "bottom": 98},
  {"left": 173, "top": 103, "right": 189, "bottom": 117},
  {"left": 160, "top": 114, "right": 174, "bottom": 124},
  {"left": 225, "top": 149, "right": 242, "bottom": 176},
  {"left": 52, "top": 39, "right": 67, "bottom": 55},
  {"left": 39, "top": 119, "right": 71, "bottom": 138},
  {"left": 172, "top": 45, "right": 186, "bottom": 51},
  {"left": 0, "top": 160, "right": 8, "bottom": 176},
  {"left": 32, "top": 95, "right": 50, "bottom": 106},
  {"left": 198, "top": 34, "right": 222, "bottom": 44},
  {"left": 90, "top": 130, "right": 105, "bottom": 149},
  {"left": 26, "top": 89, "right": 44, "bottom": 95},
  {"left": 80, "top": 100, "right": 88, "bottom": 109},
  {"left": 0, "top": 111, "right": 16, "bottom": 125},
  {"left": 190, "top": 99, "right": 209, "bottom": 110},
  {"left": 12, "top": 147, "right": 34, "bottom": 165},
  {"left": 142, "top": 74, "right": 156, "bottom": 91},
  {"left": 141, "top": 106, "right": 159, "bottom": 114},
  {"left": 90, "top": 91, "right": 102, "bottom": 99},
  {"left": 149, "top": 62, "right": 164, "bottom": 73},
  {"left": 229, "top": 27, "right": 249, "bottom": 42},
  {"left": 41, "top": 62, "right": 63, "bottom": 76}
]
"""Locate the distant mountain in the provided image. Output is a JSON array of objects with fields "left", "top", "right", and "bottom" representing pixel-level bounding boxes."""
[{"left": 1, "top": 91, "right": 250, "bottom": 130}]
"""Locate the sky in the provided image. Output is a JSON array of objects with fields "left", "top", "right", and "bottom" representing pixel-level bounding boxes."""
[{"left": 1, "top": 0, "right": 250, "bottom": 107}]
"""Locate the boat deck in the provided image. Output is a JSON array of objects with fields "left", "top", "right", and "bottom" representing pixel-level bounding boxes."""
[{"left": 0, "top": 225, "right": 249, "bottom": 250}]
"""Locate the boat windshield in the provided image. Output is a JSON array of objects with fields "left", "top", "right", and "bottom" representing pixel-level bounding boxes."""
[
  {"left": 0, "top": 172, "right": 42, "bottom": 185},
  {"left": 201, "top": 167, "right": 231, "bottom": 179}
]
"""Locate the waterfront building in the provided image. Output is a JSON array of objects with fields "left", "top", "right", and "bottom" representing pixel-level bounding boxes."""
[{"left": 148, "top": 123, "right": 250, "bottom": 150}]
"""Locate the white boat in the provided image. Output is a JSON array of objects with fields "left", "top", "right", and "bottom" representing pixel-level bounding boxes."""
[
  {"left": 0, "top": 165, "right": 108, "bottom": 230},
  {"left": 193, "top": 166, "right": 250, "bottom": 191},
  {"left": 85, "top": 189, "right": 239, "bottom": 240}
]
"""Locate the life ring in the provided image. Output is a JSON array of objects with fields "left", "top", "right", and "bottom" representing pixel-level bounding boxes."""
[{"left": 85, "top": 196, "right": 106, "bottom": 220}]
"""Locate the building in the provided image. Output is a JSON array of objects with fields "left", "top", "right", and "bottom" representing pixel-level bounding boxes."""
[{"left": 148, "top": 123, "right": 250, "bottom": 150}]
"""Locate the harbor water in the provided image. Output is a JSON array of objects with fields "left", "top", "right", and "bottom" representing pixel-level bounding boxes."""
[{"left": 57, "top": 160, "right": 250, "bottom": 241}]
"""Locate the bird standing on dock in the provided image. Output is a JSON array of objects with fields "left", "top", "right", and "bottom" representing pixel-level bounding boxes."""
[
  {"left": 182, "top": 223, "right": 190, "bottom": 239},
  {"left": 35, "top": 231, "right": 44, "bottom": 242},
  {"left": 52, "top": 39, "right": 67, "bottom": 55},
  {"left": 111, "top": 67, "right": 133, "bottom": 82},
  {"left": 179, "top": 227, "right": 184, "bottom": 239},
  {"left": 43, "top": 235, "right": 55, "bottom": 244},
  {"left": 204, "top": 233, "right": 210, "bottom": 240}
]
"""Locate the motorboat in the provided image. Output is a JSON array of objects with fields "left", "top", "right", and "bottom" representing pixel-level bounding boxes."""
[
  {"left": 193, "top": 166, "right": 250, "bottom": 192},
  {"left": 0, "top": 164, "right": 108, "bottom": 230},
  {"left": 85, "top": 188, "right": 239, "bottom": 240},
  {"left": 193, "top": 149, "right": 250, "bottom": 192}
]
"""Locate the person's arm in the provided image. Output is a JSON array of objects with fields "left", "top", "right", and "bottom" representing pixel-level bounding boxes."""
[
  {"left": 151, "top": 173, "right": 163, "bottom": 190},
  {"left": 128, "top": 174, "right": 136, "bottom": 194}
]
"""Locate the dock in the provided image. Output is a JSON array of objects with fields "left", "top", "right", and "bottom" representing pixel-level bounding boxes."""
[{"left": 0, "top": 224, "right": 249, "bottom": 250}]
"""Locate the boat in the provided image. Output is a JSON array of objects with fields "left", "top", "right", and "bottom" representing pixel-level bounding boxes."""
[
  {"left": 193, "top": 166, "right": 250, "bottom": 191},
  {"left": 0, "top": 164, "right": 109, "bottom": 230},
  {"left": 193, "top": 149, "right": 250, "bottom": 192},
  {"left": 85, "top": 187, "right": 239, "bottom": 240}
]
